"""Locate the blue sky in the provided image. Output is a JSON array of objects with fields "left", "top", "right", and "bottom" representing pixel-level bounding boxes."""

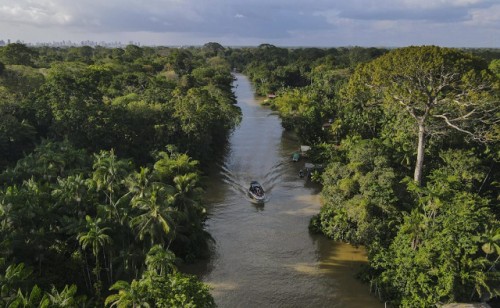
[{"left": 0, "top": 0, "right": 499, "bottom": 47}]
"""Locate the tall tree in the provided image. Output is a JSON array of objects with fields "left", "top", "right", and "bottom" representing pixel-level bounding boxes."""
[
  {"left": 348, "top": 46, "right": 499, "bottom": 185},
  {"left": 130, "top": 183, "right": 175, "bottom": 247},
  {"left": 78, "top": 215, "right": 112, "bottom": 298},
  {"left": 91, "top": 150, "right": 131, "bottom": 222}
]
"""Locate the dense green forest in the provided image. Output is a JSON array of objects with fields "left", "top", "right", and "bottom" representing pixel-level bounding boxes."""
[
  {"left": 231, "top": 44, "right": 500, "bottom": 306},
  {"left": 0, "top": 42, "right": 499, "bottom": 307},
  {"left": 0, "top": 42, "right": 240, "bottom": 307}
]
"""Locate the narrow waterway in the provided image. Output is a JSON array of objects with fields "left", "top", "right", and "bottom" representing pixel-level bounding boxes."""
[{"left": 189, "top": 74, "right": 382, "bottom": 307}]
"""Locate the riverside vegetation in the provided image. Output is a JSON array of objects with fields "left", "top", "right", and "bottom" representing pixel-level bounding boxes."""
[
  {"left": 0, "top": 42, "right": 240, "bottom": 307},
  {"left": 235, "top": 44, "right": 500, "bottom": 306},
  {"left": 0, "top": 42, "right": 499, "bottom": 307}
]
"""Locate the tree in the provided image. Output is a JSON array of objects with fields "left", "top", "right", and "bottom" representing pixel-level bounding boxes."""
[
  {"left": 44, "top": 284, "right": 82, "bottom": 307},
  {"left": 144, "top": 245, "right": 177, "bottom": 276},
  {"left": 172, "top": 173, "right": 202, "bottom": 217},
  {"left": 6, "top": 285, "right": 44, "bottom": 307},
  {"left": 0, "top": 263, "right": 33, "bottom": 298},
  {"left": 202, "top": 42, "right": 225, "bottom": 57},
  {"left": 124, "top": 45, "right": 144, "bottom": 62},
  {"left": 130, "top": 183, "right": 175, "bottom": 247},
  {"left": 91, "top": 150, "right": 131, "bottom": 222},
  {"left": 168, "top": 50, "right": 193, "bottom": 76},
  {"left": 312, "top": 138, "right": 401, "bottom": 248},
  {"left": 78, "top": 215, "right": 112, "bottom": 298},
  {"left": 0, "top": 65, "right": 45, "bottom": 98},
  {"left": 490, "top": 59, "right": 500, "bottom": 79},
  {"left": 372, "top": 149, "right": 498, "bottom": 306},
  {"left": 0, "top": 43, "right": 37, "bottom": 66},
  {"left": 105, "top": 280, "right": 149, "bottom": 308},
  {"left": 153, "top": 150, "right": 199, "bottom": 183},
  {"left": 349, "top": 46, "right": 499, "bottom": 185},
  {"left": 0, "top": 110, "right": 36, "bottom": 168}
]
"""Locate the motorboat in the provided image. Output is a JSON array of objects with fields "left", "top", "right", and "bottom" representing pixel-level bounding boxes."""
[{"left": 248, "top": 181, "right": 266, "bottom": 203}]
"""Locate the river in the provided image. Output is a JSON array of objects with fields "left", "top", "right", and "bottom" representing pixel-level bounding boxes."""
[{"left": 188, "top": 74, "right": 382, "bottom": 307}]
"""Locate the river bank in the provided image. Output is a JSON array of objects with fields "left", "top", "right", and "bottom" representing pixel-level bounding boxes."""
[{"left": 187, "top": 74, "right": 381, "bottom": 307}]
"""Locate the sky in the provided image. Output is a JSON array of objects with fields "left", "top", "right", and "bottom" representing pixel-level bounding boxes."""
[{"left": 0, "top": 0, "right": 499, "bottom": 47}]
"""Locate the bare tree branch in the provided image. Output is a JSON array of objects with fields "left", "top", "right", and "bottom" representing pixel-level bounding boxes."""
[{"left": 432, "top": 114, "right": 484, "bottom": 141}]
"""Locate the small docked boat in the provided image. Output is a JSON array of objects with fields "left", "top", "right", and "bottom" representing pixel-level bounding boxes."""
[
  {"left": 292, "top": 152, "right": 300, "bottom": 162},
  {"left": 248, "top": 181, "right": 266, "bottom": 203}
]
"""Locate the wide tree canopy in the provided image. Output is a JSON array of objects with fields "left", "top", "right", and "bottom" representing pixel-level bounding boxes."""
[{"left": 346, "top": 46, "right": 499, "bottom": 184}]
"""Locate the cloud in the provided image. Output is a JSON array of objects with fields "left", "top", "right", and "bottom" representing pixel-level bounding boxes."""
[
  {"left": 0, "top": 0, "right": 498, "bottom": 46},
  {"left": 466, "top": 3, "right": 500, "bottom": 27},
  {"left": 0, "top": 0, "right": 73, "bottom": 26},
  {"left": 317, "top": 0, "right": 498, "bottom": 23}
]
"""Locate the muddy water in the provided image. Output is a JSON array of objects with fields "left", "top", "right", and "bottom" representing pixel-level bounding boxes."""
[{"left": 190, "top": 74, "right": 382, "bottom": 307}]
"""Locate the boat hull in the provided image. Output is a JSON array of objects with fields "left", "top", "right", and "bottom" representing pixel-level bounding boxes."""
[
  {"left": 248, "top": 181, "right": 266, "bottom": 203},
  {"left": 248, "top": 191, "right": 266, "bottom": 203}
]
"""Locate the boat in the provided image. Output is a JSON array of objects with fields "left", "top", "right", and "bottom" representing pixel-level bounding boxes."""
[
  {"left": 248, "top": 181, "right": 266, "bottom": 203},
  {"left": 292, "top": 152, "right": 300, "bottom": 162}
]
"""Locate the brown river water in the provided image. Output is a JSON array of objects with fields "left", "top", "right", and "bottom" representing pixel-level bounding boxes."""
[{"left": 187, "top": 74, "right": 382, "bottom": 308}]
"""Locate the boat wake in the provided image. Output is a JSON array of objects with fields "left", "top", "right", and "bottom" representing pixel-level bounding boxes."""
[{"left": 219, "top": 160, "right": 287, "bottom": 204}]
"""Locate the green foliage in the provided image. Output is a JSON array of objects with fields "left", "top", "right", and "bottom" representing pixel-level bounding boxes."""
[
  {"left": 1, "top": 44, "right": 497, "bottom": 307},
  {"left": 0, "top": 104, "right": 36, "bottom": 169},
  {"left": 373, "top": 155, "right": 497, "bottom": 306},
  {"left": 302, "top": 47, "right": 499, "bottom": 306},
  {"left": 105, "top": 245, "right": 214, "bottom": 308},
  {"left": 0, "top": 138, "right": 89, "bottom": 184},
  {"left": 0, "top": 263, "right": 87, "bottom": 307},
  {"left": 0, "top": 43, "right": 38, "bottom": 66},
  {"left": 351, "top": 46, "right": 499, "bottom": 184},
  {"left": 146, "top": 272, "right": 215, "bottom": 308},
  {"left": 202, "top": 42, "right": 225, "bottom": 58},
  {"left": 489, "top": 59, "right": 500, "bottom": 79},
  {"left": 0, "top": 65, "right": 45, "bottom": 98},
  {"left": 153, "top": 150, "right": 199, "bottom": 183},
  {"left": 313, "top": 139, "right": 402, "bottom": 250},
  {"left": 0, "top": 263, "right": 33, "bottom": 298},
  {"left": 106, "top": 272, "right": 214, "bottom": 308},
  {"left": 0, "top": 142, "right": 213, "bottom": 305},
  {"left": 0, "top": 44, "right": 240, "bottom": 305}
]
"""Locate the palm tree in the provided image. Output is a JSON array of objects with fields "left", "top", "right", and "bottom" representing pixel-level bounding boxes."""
[
  {"left": 78, "top": 215, "right": 112, "bottom": 297},
  {"left": 6, "top": 285, "right": 43, "bottom": 307},
  {"left": 91, "top": 150, "right": 131, "bottom": 221},
  {"left": 52, "top": 174, "right": 88, "bottom": 218},
  {"left": 172, "top": 173, "right": 202, "bottom": 219},
  {"left": 126, "top": 167, "right": 152, "bottom": 201},
  {"left": 153, "top": 151, "right": 199, "bottom": 183},
  {"left": 44, "top": 284, "right": 80, "bottom": 307},
  {"left": 145, "top": 245, "right": 177, "bottom": 275},
  {"left": 0, "top": 262, "right": 33, "bottom": 296},
  {"left": 130, "top": 183, "right": 175, "bottom": 247},
  {"left": 105, "top": 280, "right": 150, "bottom": 308}
]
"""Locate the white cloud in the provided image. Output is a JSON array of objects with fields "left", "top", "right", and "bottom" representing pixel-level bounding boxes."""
[
  {"left": 0, "top": 0, "right": 73, "bottom": 25},
  {"left": 467, "top": 4, "right": 500, "bottom": 26},
  {"left": 0, "top": 0, "right": 498, "bottom": 47}
]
